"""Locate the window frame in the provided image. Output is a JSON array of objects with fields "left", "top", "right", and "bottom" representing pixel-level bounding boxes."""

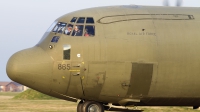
[
  {"left": 76, "top": 17, "right": 86, "bottom": 24},
  {"left": 52, "top": 22, "right": 67, "bottom": 34},
  {"left": 51, "top": 17, "right": 95, "bottom": 37}
]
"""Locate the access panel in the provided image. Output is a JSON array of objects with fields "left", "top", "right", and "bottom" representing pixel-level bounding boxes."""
[{"left": 127, "top": 63, "right": 153, "bottom": 98}]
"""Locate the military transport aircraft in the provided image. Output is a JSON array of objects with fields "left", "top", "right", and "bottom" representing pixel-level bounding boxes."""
[{"left": 6, "top": 0, "right": 200, "bottom": 111}]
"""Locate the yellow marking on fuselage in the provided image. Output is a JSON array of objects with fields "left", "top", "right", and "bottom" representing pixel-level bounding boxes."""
[
  {"left": 69, "top": 70, "right": 80, "bottom": 72},
  {"left": 82, "top": 76, "right": 85, "bottom": 80}
]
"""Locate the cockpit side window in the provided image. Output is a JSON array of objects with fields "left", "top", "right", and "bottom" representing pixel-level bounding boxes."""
[
  {"left": 72, "top": 25, "right": 84, "bottom": 36},
  {"left": 70, "top": 17, "right": 77, "bottom": 23},
  {"left": 63, "top": 45, "right": 71, "bottom": 60},
  {"left": 51, "top": 36, "right": 60, "bottom": 43},
  {"left": 64, "top": 24, "right": 74, "bottom": 35},
  {"left": 84, "top": 25, "right": 95, "bottom": 37},
  {"left": 52, "top": 22, "right": 67, "bottom": 34},
  {"left": 77, "top": 17, "right": 85, "bottom": 23},
  {"left": 86, "top": 17, "right": 94, "bottom": 24},
  {"left": 46, "top": 21, "right": 57, "bottom": 32}
]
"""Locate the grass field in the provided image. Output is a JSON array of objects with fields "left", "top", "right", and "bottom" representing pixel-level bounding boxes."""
[
  {"left": 0, "top": 92, "right": 20, "bottom": 96},
  {"left": 0, "top": 92, "right": 200, "bottom": 112}
]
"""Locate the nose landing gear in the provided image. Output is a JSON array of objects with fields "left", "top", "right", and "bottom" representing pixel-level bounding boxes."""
[
  {"left": 193, "top": 106, "right": 199, "bottom": 110},
  {"left": 77, "top": 101, "right": 104, "bottom": 112}
]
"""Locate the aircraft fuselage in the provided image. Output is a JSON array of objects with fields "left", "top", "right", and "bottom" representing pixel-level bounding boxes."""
[{"left": 6, "top": 5, "right": 200, "bottom": 111}]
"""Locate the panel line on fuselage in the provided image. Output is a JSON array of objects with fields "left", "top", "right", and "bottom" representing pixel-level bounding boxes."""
[{"left": 98, "top": 14, "right": 194, "bottom": 24}]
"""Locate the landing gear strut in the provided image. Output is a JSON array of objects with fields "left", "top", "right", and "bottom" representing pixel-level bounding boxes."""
[{"left": 77, "top": 101, "right": 104, "bottom": 112}]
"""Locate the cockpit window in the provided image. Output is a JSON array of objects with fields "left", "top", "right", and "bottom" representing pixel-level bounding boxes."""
[
  {"left": 77, "top": 17, "right": 85, "bottom": 23},
  {"left": 50, "top": 17, "right": 95, "bottom": 37},
  {"left": 52, "top": 22, "right": 67, "bottom": 34},
  {"left": 63, "top": 45, "right": 71, "bottom": 60},
  {"left": 70, "top": 17, "right": 77, "bottom": 23},
  {"left": 86, "top": 17, "right": 94, "bottom": 24},
  {"left": 84, "top": 25, "right": 95, "bottom": 37},
  {"left": 64, "top": 24, "right": 73, "bottom": 35},
  {"left": 51, "top": 36, "right": 60, "bottom": 43},
  {"left": 72, "top": 25, "right": 83, "bottom": 36},
  {"left": 46, "top": 21, "right": 57, "bottom": 32}
]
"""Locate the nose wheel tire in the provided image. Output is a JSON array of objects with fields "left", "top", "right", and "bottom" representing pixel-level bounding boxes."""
[
  {"left": 81, "top": 101, "right": 104, "bottom": 112},
  {"left": 77, "top": 101, "right": 83, "bottom": 112}
]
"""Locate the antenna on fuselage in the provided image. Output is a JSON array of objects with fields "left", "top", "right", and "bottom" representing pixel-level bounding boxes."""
[
  {"left": 176, "top": 0, "right": 183, "bottom": 7},
  {"left": 163, "top": 0, "right": 169, "bottom": 6},
  {"left": 163, "top": 0, "right": 183, "bottom": 7}
]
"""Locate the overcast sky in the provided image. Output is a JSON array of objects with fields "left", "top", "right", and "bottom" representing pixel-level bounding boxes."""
[{"left": 0, "top": 0, "right": 199, "bottom": 81}]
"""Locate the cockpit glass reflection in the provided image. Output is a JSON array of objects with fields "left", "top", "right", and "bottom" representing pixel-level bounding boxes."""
[
  {"left": 77, "top": 17, "right": 85, "bottom": 23},
  {"left": 70, "top": 17, "right": 77, "bottom": 23},
  {"left": 53, "top": 22, "right": 67, "bottom": 34},
  {"left": 46, "top": 21, "right": 58, "bottom": 32},
  {"left": 49, "top": 17, "right": 95, "bottom": 37}
]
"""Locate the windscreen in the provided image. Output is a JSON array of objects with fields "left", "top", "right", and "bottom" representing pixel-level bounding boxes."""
[{"left": 37, "top": 21, "right": 58, "bottom": 45}]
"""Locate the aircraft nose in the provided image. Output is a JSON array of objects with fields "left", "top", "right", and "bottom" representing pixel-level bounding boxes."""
[
  {"left": 6, "top": 47, "right": 53, "bottom": 86},
  {"left": 6, "top": 52, "right": 18, "bottom": 81}
]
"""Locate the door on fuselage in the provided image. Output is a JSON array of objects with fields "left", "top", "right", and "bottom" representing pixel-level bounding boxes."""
[
  {"left": 65, "top": 44, "right": 85, "bottom": 98},
  {"left": 66, "top": 61, "right": 85, "bottom": 98},
  {"left": 127, "top": 63, "right": 153, "bottom": 98},
  {"left": 51, "top": 61, "right": 71, "bottom": 94},
  {"left": 51, "top": 44, "right": 71, "bottom": 94},
  {"left": 99, "top": 62, "right": 131, "bottom": 98}
]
